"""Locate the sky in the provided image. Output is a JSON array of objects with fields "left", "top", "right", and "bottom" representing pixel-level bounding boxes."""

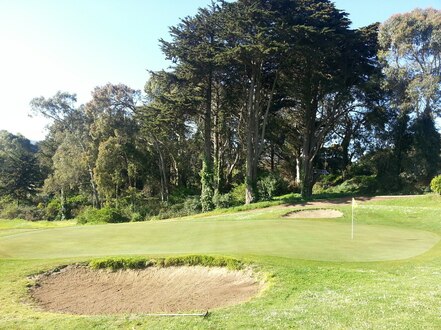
[{"left": 0, "top": 0, "right": 440, "bottom": 141}]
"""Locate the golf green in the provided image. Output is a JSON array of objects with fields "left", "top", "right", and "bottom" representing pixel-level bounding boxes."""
[{"left": 0, "top": 217, "right": 438, "bottom": 261}]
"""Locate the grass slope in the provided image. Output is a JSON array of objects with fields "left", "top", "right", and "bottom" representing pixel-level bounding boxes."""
[{"left": 0, "top": 195, "right": 441, "bottom": 329}]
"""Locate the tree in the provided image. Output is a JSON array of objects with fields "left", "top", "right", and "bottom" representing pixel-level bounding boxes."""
[
  {"left": 279, "top": 1, "right": 380, "bottom": 198},
  {"left": 43, "top": 134, "right": 88, "bottom": 219},
  {"left": 161, "top": 3, "right": 224, "bottom": 210},
  {"left": 379, "top": 8, "right": 441, "bottom": 117},
  {"left": 0, "top": 131, "right": 42, "bottom": 203},
  {"left": 85, "top": 84, "right": 142, "bottom": 203},
  {"left": 30, "top": 92, "right": 101, "bottom": 207},
  {"left": 379, "top": 8, "right": 441, "bottom": 184},
  {"left": 219, "top": 0, "right": 286, "bottom": 204}
]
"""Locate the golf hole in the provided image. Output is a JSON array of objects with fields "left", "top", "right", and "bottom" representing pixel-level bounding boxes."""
[
  {"left": 29, "top": 265, "right": 262, "bottom": 315},
  {"left": 285, "top": 209, "right": 344, "bottom": 219}
]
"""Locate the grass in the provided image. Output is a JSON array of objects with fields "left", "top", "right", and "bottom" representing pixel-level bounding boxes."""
[
  {"left": 0, "top": 219, "right": 75, "bottom": 238},
  {"left": 88, "top": 255, "right": 244, "bottom": 271},
  {"left": 0, "top": 195, "right": 441, "bottom": 329}
]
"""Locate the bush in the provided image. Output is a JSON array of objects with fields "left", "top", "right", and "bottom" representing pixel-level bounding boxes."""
[
  {"left": 230, "top": 183, "right": 246, "bottom": 206},
  {"left": 430, "top": 175, "right": 441, "bottom": 194},
  {"left": 0, "top": 203, "right": 44, "bottom": 221},
  {"left": 182, "top": 196, "right": 202, "bottom": 214},
  {"left": 314, "top": 175, "right": 378, "bottom": 195},
  {"left": 213, "top": 192, "right": 232, "bottom": 209},
  {"left": 130, "top": 212, "right": 144, "bottom": 222},
  {"left": 45, "top": 199, "right": 61, "bottom": 220},
  {"left": 77, "top": 206, "right": 130, "bottom": 224},
  {"left": 257, "top": 175, "right": 279, "bottom": 201}
]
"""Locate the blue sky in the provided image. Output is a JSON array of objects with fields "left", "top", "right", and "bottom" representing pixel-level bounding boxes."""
[{"left": 0, "top": 0, "right": 439, "bottom": 141}]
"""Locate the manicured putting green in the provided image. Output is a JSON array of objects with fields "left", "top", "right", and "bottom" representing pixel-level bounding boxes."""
[{"left": 0, "top": 218, "right": 438, "bottom": 261}]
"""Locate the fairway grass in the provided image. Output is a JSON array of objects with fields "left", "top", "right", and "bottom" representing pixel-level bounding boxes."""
[{"left": 1, "top": 195, "right": 441, "bottom": 329}]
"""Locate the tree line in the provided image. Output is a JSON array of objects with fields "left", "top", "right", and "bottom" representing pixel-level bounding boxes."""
[{"left": 1, "top": 1, "right": 440, "bottom": 221}]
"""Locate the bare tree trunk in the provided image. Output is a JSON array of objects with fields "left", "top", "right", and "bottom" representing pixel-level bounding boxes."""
[
  {"left": 244, "top": 65, "right": 279, "bottom": 204},
  {"left": 295, "top": 156, "right": 301, "bottom": 186},
  {"left": 245, "top": 67, "right": 257, "bottom": 204}
]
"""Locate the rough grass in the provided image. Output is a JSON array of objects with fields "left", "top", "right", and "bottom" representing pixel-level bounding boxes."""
[
  {"left": 0, "top": 195, "right": 441, "bottom": 329},
  {"left": 89, "top": 255, "right": 244, "bottom": 271}
]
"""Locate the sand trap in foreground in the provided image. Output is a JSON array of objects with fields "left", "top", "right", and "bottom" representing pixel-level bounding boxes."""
[
  {"left": 30, "top": 265, "right": 261, "bottom": 315},
  {"left": 286, "top": 209, "right": 343, "bottom": 218}
]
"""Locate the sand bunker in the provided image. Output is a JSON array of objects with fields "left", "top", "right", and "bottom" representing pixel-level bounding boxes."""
[
  {"left": 286, "top": 209, "right": 343, "bottom": 219},
  {"left": 30, "top": 265, "right": 261, "bottom": 315}
]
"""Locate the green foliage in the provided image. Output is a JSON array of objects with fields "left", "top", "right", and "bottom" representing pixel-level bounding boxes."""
[
  {"left": 430, "top": 175, "right": 441, "bottom": 194},
  {"left": 200, "top": 161, "right": 214, "bottom": 212},
  {"left": 314, "top": 175, "right": 378, "bottom": 195},
  {"left": 230, "top": 183, "right": 246, "bottom": 206},
  {"left": 150, "top": 196, "right": 202, "bottom": 220},
  {"left": 0, "top": 130, "right": 42, "bottom": 201},
  {"left": 257, "top": 175, "right": 279, "bottom": 201},
  {"left": 379, "top": 8, "right": 441, "bottom": 116},
  {"left": 76, "top": 206, "right": 130, "bottom": 224},
  {"left": 0, "top": 203, "right": 44, "bottom": 221},
  {"left": 89, "top": 255, "right": 243, "bottom": 271},
  {"left": 44, "top": 195, "right": 88, "bottom": 221},
  {"left": 213, "top": 192, "right": 232, "bottom": 209},
  {"left": 45, "top": 199, "right": 61, "bottom": 221}
]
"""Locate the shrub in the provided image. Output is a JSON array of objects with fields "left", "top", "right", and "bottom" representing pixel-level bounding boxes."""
[
  {"left": 45, "top": 199, "right": 61, "bottom": 220},
  {"left": 213, "top": 192, "right": 232, "bottom": 209},
  {"left": 0, "top": 203, "right": 44, "bottom": 221},
  {"left": 77, "top": 206, "right": 130, "bottom": 224},
  {"left": 257, "top": 175, "right": 279, "bottom": 201},
  {"left": 430, "top": 175, "right": 441, "bottom": 194},
  {"left": 130, "top": 212, "right": 144, "bottom": 222},
  {"left": 230, "top": 183, "right": 246, "bottom": 206},
  {"left": 182, "top": 196, "right": 202, "bottom": 214},
  {"left": 315, "top": 175, "right": 378, "bottom": 195}
]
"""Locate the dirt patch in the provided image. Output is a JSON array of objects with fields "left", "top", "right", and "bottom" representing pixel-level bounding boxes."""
[
  {"left": 30, "top": 265, "right": 261, "bottom": 315},
  {"left": 286, "top": 209, "right": 343, "bottom": 219}
]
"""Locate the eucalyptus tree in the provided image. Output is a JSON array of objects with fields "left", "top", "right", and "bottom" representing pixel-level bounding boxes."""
[
  {"left": 379, "top": 8, "right": 441, "bottom": 117},
  {"left": 30, "top": 92, "right": 101, "bottom": 207},
  {"left": 85, "top": 84, "right": 142, "bottom": 203},
  {"left": 379, "top": 8, "right": 441, "bottom": 183}
]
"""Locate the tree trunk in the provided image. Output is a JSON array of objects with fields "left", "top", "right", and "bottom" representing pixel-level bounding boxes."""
[
  {"left": 244, "top": 65, "right": 278, "bottom": 204},
  {"left": 201, "top": 72, "right": 215, "bottom": 211},
  {"left": 153, "top": 138, "right": 168, "bottom": 202},
  {"left": 245, "top": 68, "right": 257, "bottom": 204},
  {"left": 301, "top": 99, "right": 318, "bottom": 199},
  {"left": 295, "top": 155, "right": 301, "bottom": 186},
  {"left": 301, "top": 154, "right": 314, "bottom": 199}
]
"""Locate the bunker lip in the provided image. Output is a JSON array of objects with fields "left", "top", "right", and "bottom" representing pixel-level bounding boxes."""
[
  {"left": 285, "top": 209, "right": 344, "bottom": 219},
  {"left": 29, "top": 265, "right": 262, "bottom": 315}
]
